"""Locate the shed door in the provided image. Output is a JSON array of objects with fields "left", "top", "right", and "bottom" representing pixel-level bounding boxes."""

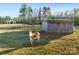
[{"left": 42, "top": 21, "right": 48, "bottom": 32}]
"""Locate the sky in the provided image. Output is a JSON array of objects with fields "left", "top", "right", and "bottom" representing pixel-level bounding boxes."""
[{"left": 0, "top": 3, "right": 79, "bottom": 18}]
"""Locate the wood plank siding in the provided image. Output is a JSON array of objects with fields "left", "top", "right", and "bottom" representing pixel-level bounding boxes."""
[{"left": 42, "top": 19, "right": 73, "bottom": 33}]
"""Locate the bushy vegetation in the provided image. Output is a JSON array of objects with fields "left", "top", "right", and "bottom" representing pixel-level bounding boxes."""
[{"left": 74, "top": 17, "right": 79, "bottom": 26}]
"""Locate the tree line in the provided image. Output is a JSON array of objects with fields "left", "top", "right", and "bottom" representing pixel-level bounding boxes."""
[{"left": 0, "top": 3, "right": 79, "bottom": 26}]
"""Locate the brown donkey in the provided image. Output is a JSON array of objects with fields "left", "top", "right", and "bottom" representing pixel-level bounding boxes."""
[{"left": 29, "top": 29, "right": 40, "bottom": 45}]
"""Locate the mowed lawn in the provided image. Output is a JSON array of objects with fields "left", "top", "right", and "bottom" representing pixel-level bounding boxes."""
[{"left": 0, "top": 24, "right": 79, "bottom": 55}]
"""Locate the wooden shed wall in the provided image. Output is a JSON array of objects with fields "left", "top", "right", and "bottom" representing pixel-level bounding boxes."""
[
  {"left": 48, "top": 22, "right": 73, "bottom": 33},
  {"left": 42, "top": 19, "right": 73, "bottom": 33}
]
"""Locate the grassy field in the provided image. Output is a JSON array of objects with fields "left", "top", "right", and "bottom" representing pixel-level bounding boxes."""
[{"left": 0, "top": 24, "right": 79, "bottom": 55}]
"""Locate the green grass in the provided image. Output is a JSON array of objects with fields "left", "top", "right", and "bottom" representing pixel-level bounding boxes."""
[{"left": 0, "top": 24, "right": 79, "bottom": 55}]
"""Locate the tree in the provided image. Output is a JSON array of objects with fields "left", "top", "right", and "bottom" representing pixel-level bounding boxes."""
[
  {"left": 28, "top": 7, "right": 33, "bottom": 24},
  {"left": 0, "top": 16, "right": 1, "bottom": 20},
  {"left": 64, "top": 11, "right": 68, "bottom": 19},
  {"left": 43, "top": 7, "right": 47, "bottom": 17},
  {"left": 0, "top": 16, "right": 2, "bottom": 23},
  {"left": 74, "top": 8, "right": 79, "bottom": 26},
  {"left": 60, "top": 12, "right": 63, "bottom": 19},
  {"left": 42, "top": 7, "right": 51, "bottom": 20},
  {"left": 5, "top": 16, "right": 11, "bottom": 20},
  {"left": 38, "top": 7, "right": 42, "bottom": 24},
  {"left": 19, "top": 3, "right": 28, "bottom": 23}
]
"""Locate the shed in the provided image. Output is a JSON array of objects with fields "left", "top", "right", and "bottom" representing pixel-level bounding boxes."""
[{"left": 42, "top": 19, "right": 73, "bottom": 33}]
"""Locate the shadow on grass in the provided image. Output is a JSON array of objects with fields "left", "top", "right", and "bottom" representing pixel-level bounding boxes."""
[
  {"left": 0, "top": 30, "right": 70, "bottom": 54},
  {"left": 39, "top": 31, "right": 70, "bottom": 46},
  {"left": 0, "top": 48, "right": 20, "bottom": 55}
]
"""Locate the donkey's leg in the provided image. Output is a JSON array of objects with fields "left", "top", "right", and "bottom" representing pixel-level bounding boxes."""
[
  {"left": 30, "top": 37, "right": 33, "bottom": 46},
  {"left": 37, "top": 35, "right": 40, "bottom": 42},
  {"left": 37, "top": 37, "right": 40, "bottom": 44},
  {"left": 37, "top": 38, "right": 40, "bottom": 42}
]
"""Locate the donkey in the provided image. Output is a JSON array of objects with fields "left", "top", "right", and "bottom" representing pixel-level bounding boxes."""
[{"left": 29, "top": 29, "right": 40, "bottom": 45}]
